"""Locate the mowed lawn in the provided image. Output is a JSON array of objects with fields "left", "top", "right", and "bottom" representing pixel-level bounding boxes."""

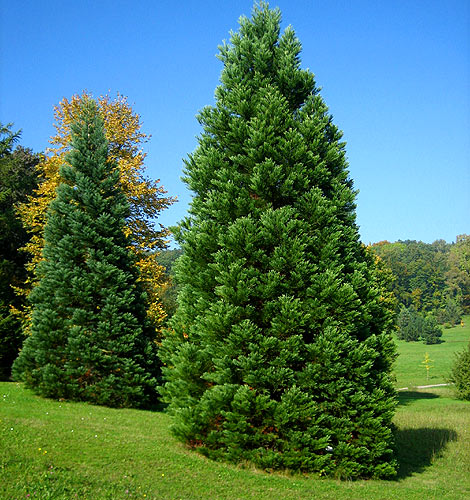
[
  {"left": 394, "top": 315, "right": 470, "bottom": 388},
  {"left": 1, "top": 321, "right": 469, "bottom": 500}
]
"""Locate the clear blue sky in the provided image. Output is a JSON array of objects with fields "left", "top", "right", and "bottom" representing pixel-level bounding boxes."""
[{"left": 1, "top": 0, "right": 468, "bottom": 245}]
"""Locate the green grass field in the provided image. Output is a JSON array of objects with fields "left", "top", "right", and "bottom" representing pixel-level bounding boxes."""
[
  {"left": 1, "top": 320, "right": 469, "bottom": 499},
  {"left": 394, "top": 315, "right": 470, "bottom": 388}
]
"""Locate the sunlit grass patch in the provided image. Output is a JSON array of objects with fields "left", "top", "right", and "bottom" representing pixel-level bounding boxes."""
[
  {"left": 1, "top": 382, "right": 469, "bottom": 499},
  {"left": 394, "top": 315, "right": 470, "bottom": 388}
]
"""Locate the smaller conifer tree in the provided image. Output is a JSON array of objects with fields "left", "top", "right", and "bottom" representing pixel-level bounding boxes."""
[
  {"left": 13, "top": 99, "right": 159, "bottom": 408},
  {"left": 449, "top": 341, "right": 470, "bottom": 400},
  {"left": 397, "top": 306, "right": 442, "bottom": 344},
  {"left": 421, "top": 316, "right": 443, "bottom": 345}
]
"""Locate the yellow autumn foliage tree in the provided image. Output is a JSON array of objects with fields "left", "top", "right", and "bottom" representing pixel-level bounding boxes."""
[{"left": 17, "top": 92, "right": 175, "bottom": 333}]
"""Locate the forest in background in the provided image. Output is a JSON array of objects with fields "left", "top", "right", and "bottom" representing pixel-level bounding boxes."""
[{"left": 371, "top": 238, "right": 470, "bottom": 317}]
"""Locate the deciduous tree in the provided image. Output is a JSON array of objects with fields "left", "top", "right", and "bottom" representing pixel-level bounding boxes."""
[
  {"left": 446, "top": 235, "right": 470, "bottom": 314},
  {"left": 371, "top": 240, "right": 451, "bottom": 313}
]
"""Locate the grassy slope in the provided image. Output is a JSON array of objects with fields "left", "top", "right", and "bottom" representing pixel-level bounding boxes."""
[
  {"left": 1, "top": 320, "right": 469, "bottom": 499},
  {"left": 394, "top": 315, "right": 470, "bottom": 388}
]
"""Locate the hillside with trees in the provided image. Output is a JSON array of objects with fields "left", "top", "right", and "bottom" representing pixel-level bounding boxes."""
[
  {"left": 371, "top": 238, "right": 469, "bottom": 344},
  {"left": 371, "top": 238, "right": 469, "bottom": 318}
]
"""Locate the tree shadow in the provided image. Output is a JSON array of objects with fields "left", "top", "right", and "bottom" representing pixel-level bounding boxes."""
[
  {"left": 397, "top": 390, "right": 440, "bottom": 407},
  {"left": 394, "top": 427, "right": 458, "bottom": 478}
]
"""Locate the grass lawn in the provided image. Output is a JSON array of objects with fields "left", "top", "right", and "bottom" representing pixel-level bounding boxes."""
[
  {"left": 393, "top": 315, "right": 470, "bottom": 388},
  {"left": 1, "top": 320, "right": 469, "bottom": 499}
]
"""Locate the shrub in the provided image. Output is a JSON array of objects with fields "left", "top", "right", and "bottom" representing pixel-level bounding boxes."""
[{"left": 449, "top": 342, "right": 470, "bottom": 401}]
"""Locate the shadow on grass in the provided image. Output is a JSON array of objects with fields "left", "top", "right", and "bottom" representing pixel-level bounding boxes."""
[
  {"left": 397, "top": 390, "right": 440, "bottom": 406},
  {"left": 394, "top": 427, "right": 458, "bottom": 478}
]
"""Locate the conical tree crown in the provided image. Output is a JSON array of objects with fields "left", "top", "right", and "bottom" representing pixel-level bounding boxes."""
[
  {"left": 13, "top": 99, "right": 159, "bottom": 408},
  {"left": 160, "top": 3, "right": 397, "bottom": 478}
]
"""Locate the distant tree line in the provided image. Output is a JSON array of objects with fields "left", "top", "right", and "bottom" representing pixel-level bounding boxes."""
[{"left": 371, "top": 238, "right": 469, "bottom": 343}]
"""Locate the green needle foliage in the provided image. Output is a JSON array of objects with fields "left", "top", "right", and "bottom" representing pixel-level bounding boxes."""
[
  {"left": 12, "top": 99, "right": 159, "bottom": 409},
  {"left": 449, "top": 341, "right": 470, "bottom": 401},
  {"left": 160, "top": 3, "right": 397, "bottom": 479}
]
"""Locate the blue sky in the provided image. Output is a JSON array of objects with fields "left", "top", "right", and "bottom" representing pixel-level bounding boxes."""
[{"left": 1, "top": 0, "right": 469, "bottom": 245}]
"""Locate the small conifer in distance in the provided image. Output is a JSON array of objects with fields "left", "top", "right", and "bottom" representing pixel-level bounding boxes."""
[
  {"left": 159, "top": 3, "right": 397, "bottom": 478},
  {"left": 449, "top": 341, "right": 470, "bottom": 401},
  {"left": 13, "top": 99, "right": 159, "bottom": 408}
]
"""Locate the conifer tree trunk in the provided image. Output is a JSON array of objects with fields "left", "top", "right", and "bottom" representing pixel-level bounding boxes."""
[
  {"left": 160, "top": 4, "right": 397, "bottom": 478},
  {"left": 13, "top": 99, "right": 159, "bottom": 408}
]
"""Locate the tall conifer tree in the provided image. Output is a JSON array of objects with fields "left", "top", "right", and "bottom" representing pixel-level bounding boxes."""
[
  {"left": 13, "top": 100, "right": 159, "bottom": 408},
  {"left": 160, "top": 4, "right": 397, "bottom": 478}
]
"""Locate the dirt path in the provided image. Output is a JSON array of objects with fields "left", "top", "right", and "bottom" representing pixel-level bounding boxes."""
[{"left": 397, "top": 383, "right": 451, "bottom": 391}]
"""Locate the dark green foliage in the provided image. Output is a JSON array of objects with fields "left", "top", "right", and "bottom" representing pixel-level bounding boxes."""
[
  {"left": 397, "top": 306, "right": 442, "bottom": 345},
  {"left": 160, "top": 4, "right": 397, "bottom": 479},
  {"left": 0, "top": 123, "right": 41, "bottom": 380},
  {"left": 397, "top": 307, "right": 421, "bottom": 342},
  {"left": 12, "top": 101, "right": 159, "bottom": 408},
  {"left": 0, "top": 122, "right": 21, "bottom": 155},
  {"left": 421, "top": 316, "right": 443, "bottom": 345},
  {"left": 449, "top": 341, "right": 470, "bottom": 401}
]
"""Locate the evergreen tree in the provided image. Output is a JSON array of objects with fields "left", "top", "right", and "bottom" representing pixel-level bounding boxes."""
[
  {"left": 12, "top": 100, "right": 159, "bottom": 408},
  {"left": 160, "top": 4, "right": 397, "bottom": 478},
  {"left": 16, "top": 93, "right": 174, "bottom": 337},
  {"left": 397, "top": 306, "right": 421, "bottom": 341},
  {"left": 449, "top": 341, "right": 470, "bottom": 401},
  {"left": 397, "top": 306, "right": 442, "bottom": 344},
  {"left": 397, "top": 306, "right": 412, "bottom": 341},
  {"left": 442, "top": 297, "right": 462, "bottom": 326},
  {"left": 421, "top": 316, "right": 442, "bottom": 345},
  {"left": 0, "top": 125, "right": 40, "bottom": 380}
]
